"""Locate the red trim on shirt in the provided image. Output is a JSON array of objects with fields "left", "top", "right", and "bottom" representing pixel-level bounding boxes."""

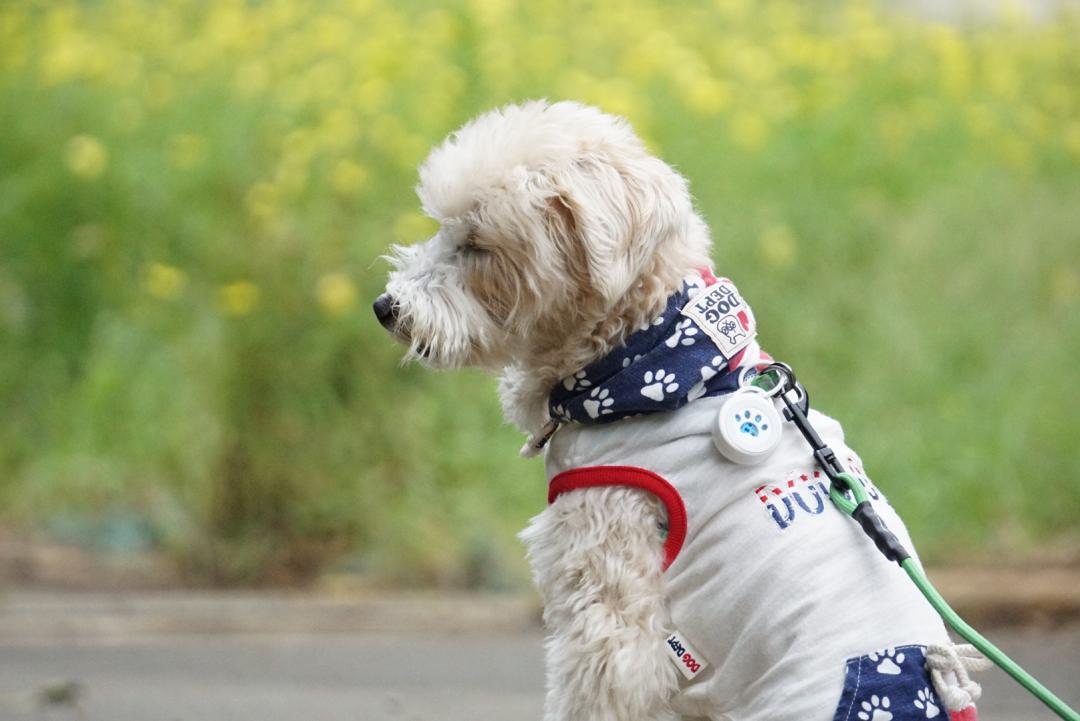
[{"left": 548, "top": 466, "right": 687, "bottom": 571}]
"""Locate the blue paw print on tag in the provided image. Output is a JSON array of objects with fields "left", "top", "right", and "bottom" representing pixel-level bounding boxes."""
[{"left": 737, "top": 409, "right": 768, "bottom": 437}]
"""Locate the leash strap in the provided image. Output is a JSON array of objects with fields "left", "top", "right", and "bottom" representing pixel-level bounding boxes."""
[{"left": 752, "top": 363, "right": 1080, "bottom": 721}]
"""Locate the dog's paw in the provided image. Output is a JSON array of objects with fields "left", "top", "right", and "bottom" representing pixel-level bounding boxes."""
[
  {"left": 664, "top": 318, "right": 699, "bottom": 348},
  {"left": 913, "top": 688, "right": 940, "bottom": 718},
  {"left": 857, "top": 694, "right": 892, "bottom": 721},
  {"left": 870, "top": 647, "right": 905, "bottom": 675},
  {"left": 562, "top": 369, "right": 592, "bottom": 391},
  {"left": 583, "top": 387, "right": 614, "bottom": 419},
  {"left": 641, "top": 369, "right": 678, "bottom": 402}
]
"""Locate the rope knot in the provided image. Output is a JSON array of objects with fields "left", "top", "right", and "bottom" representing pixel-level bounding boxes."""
[{"left": 926, "top": 643, "right": 992, "bottom": 712}]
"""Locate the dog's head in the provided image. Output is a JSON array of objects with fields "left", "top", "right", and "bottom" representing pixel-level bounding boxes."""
[{"left": 375, "top": 100, "right": 710, "bottom": 371}]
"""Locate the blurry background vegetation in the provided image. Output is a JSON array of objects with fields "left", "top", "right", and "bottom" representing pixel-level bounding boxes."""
[{"left": 0, "top": 0, "right": 1078, "bottom": 588}]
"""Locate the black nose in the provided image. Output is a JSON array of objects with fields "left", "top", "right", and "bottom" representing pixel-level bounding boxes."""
[{"left": 373, "top": 293, "right": 398, "bottom": 330}]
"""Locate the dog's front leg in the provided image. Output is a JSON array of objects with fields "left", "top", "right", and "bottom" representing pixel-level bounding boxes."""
[{"left": 521, "top": 486, "right": 681, "bottom": 721}]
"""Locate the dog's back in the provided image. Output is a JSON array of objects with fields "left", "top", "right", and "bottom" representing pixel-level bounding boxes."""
[{"left": 546, "top": 399, "right": 950, "bottom": 720}]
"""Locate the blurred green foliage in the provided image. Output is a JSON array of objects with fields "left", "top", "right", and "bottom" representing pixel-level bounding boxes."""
[{"left": 0, "top": 0, "right": 1078, "bottom": 586}]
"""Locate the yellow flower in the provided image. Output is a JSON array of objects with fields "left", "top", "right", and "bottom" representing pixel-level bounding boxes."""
[
  {"left": 234, "top": 61, "right": 269, "bottom": 97},
  {"left": 998, "top": 135, "right": 1031, "bottom": 171},
  {"left": 142, "top": 263, "right": 187, "bottom": 300},
  {"left": 244, "top": 182, "right": 279, "bottom": 221},
  {"left": 281, "top": 128, "right": 316, "bottom": 165},
  {"left": 273, "top": 158, "right": 308, "bottom": 197},
  {"left": 65, "top": 134, "right": 109, "bottom": 179},
  {"left": 965, "top": 105, "right": 997, "bottom": 139},
  {"left": 759, "top": 224, "right": 797, "bottom": 269},
  {"left": 681, "top": 77, "right": 731, "bottom": 117},
  {"left": 877, "top": 110, "right": 913, "bottom": 152},
  {"left": 42, "top": 35, "right": 91, "bottom": 86},
  {"left": 218, "top": 281, "right": 260, "bottom": 316},
  {"left": 315, "top": 272, "right": 357, "bottom": 316},
  {"left": 166, "top": 133, "right": 207, "bottom": 170},
  {"left": 330, "top": 159, "right": 369, "bottom": 197},
  {"left": 353, "top": 77, "right": 389, "bottom": 112},
  {"left": 317, "top": 108, "right": 360, "bottom": 150},
  {"left": 730, "top": 112, "right": 769, "bottom": 151}
]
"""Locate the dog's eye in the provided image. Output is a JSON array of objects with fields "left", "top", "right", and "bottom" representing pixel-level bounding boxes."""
[{"left": 460, "top": 237, "right": 485, "bottom": 255}]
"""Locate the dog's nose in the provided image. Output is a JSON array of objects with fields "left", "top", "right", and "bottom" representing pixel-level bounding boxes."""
[{"left": 373, "top": 293, "right": 399, "bottom": 330}]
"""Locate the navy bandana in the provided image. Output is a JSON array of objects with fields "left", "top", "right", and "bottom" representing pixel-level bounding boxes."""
[{"left": 549, "top": 270, "right": 769, "bottom": 425}]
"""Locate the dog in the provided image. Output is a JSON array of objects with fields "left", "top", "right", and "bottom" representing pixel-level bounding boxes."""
[{"left": 375, "top": 100, "right": 986, "bottom": 721}]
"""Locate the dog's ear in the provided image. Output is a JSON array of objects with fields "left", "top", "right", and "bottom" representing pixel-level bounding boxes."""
[{"left": 547, "top": 154, "right": 691, "bottom": 309}]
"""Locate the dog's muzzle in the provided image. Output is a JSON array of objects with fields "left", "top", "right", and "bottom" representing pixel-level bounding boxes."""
[{"left": 372, "top": 293, "right": 399, "bottom": 331}]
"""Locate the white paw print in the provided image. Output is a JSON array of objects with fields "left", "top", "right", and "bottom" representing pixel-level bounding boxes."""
[
  {"left": 664, "top": 318, "right": 700, "bottom": 348},
  {"left": 583, "top": 387, "right": 615, "bottom": 419},
  {"left": 913, "top": 688, "right": 940, "bottom": 718},
  {"left": 683, "top": 273, "right": 706, "bottom": 294},
  {"left": 687, "top": 355, "right": 724, "bottom": 402},
  {"left": 550, "top": 403, "right": 571, "bottom": 423},
  {"left": 640, "top": 368, "right": 678, "bottom": 402},
  {"left": 562, "top": 370, "right": 592, "bottom": 391},
  {"left": 871, "top": 647, "right": 905, "bottom": 675},
  {"left": 637, "top": 313, "right": 666, "bottom": 331},
  {"left": 857, "top": 694, "right": 892, "bottom": 721},
  {"left": 621, "top": 353, "right": 644, "bottom": 369}
]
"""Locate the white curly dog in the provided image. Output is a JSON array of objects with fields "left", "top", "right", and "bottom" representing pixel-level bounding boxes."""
[{"left": 375, "top": 100, "right": 986, "bottom": 721}]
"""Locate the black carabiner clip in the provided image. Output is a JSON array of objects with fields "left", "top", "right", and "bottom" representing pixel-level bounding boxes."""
[{"left": 756, "top": 363, "right": 845, "bottom": 484}]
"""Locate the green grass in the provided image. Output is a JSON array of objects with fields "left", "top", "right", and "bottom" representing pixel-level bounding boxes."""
[{"left": 0, "top": 0, "right": 1078, "bottom": 586}]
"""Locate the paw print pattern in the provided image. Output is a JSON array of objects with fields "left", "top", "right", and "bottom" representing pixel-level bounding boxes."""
[
  {"left": 583, "top": 387, "right": 614, "bottom": 419},
  {"left": 913, "top": 688, "right": 940, "bottom": 718},
  {"left": 687, "top": 355, "right": 724, "bottom": 402},
  {"left": 665, "top": 318, "right": 700, "bottom": 348},
  {"left": 550, "top": 403, "right": 572, "bottom": 423},
  {"left": 683, "top": 273, "right": 706, "bottom": 294},
  {"left": 562, "top": 370, "right": 592, "bottom": 392},
  {"left": 621, "top": 353, "right": 644, "bottom": 369},
  {"left": 857, "top": 694, "right": 892, "bottom": 721},
  {"left": 640, "top": 369, "right": 678, "bottom": 402},
  {"left": 637, "top": 313, "right": 666, "bottom": 332},
  {"left": 871, "top": 648, "right": 905, "bottom": 675}
]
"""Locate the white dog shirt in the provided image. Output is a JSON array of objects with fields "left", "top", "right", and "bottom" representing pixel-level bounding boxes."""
[{"left": 544, "top": 271, "right": 957, "bottom": 721}]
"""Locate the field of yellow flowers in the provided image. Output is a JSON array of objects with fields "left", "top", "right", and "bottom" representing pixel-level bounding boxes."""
[{"left": 0, "top": 0, "right": 1078, "bottom": 585}]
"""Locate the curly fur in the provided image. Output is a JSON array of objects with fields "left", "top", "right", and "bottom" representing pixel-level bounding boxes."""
[
  {"left": 379, "top": 100, "right": 713, "bottom": 720},
  {"left": 383, "top": 100, "right": 711, "bottom": 433}
]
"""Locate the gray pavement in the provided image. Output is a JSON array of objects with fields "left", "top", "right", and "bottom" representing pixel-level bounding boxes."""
[{"left": 1, "top": 626, "right": 1078, "bottom": 721}]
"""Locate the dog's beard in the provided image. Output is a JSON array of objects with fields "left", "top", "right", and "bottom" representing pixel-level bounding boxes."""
[{"left": 384, "top": 244, "right": 511, "bottom": 370}]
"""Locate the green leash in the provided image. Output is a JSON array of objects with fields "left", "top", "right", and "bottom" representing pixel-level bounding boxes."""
[{"left": 753, "top": 364, "right": 1080, "bottom": 721}]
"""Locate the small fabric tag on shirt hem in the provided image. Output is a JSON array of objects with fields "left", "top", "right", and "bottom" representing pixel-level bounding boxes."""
[{"left": 665, "top": 630, "right": 708, "bottom": 680}]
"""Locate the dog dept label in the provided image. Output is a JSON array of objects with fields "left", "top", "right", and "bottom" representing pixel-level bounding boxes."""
[
  {"left": 664, "top": 631, "right": 709, "bottom": 680},
  {"left": 679, "top": 278, "right": 757, "bottom": 360}
]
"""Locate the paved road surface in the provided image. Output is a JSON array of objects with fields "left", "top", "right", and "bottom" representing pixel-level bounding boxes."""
[{"left": 1, "top": 626, "right": 1078, "bottom": 721}]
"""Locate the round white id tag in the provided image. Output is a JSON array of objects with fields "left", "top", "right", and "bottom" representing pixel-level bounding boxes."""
[{"left": 712, "top": 386, "right": 783, "bottom": 464}]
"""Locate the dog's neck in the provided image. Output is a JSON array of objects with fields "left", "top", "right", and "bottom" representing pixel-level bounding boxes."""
[{"left": 498, "top": 263, "right": 695, "bottom": 437}]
